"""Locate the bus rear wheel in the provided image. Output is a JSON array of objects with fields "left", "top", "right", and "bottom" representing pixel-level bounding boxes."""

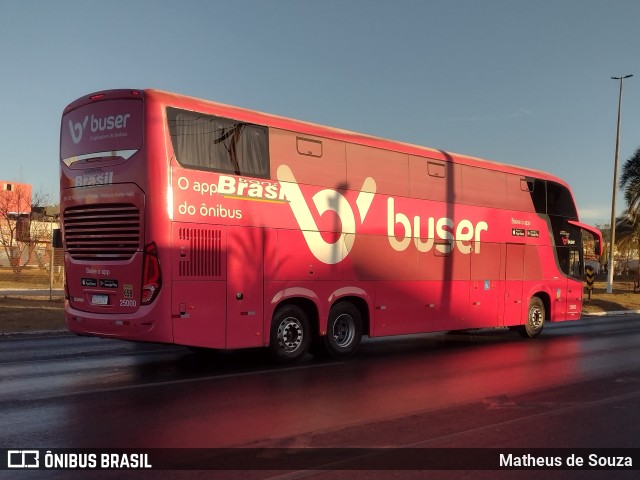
[
  {"left": 320, "top": 302, "right": 363, "bottom": 359},
  {"left": 518, "top": 296, "right": 545, "bottom": 338},
  {"left": 269, "top": 305, "right": 311, "bottom": 362}
]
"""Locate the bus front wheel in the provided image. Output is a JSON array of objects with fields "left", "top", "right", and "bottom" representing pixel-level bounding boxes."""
[
  {"left": 269, "top": 305, "right": 311, "bottom": 362},
  {"left": 518, "top": 296, "right": 545, "bottom": 338}
]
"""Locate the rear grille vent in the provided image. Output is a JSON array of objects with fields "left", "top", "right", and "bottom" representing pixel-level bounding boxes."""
[
  {"left": 178, "top": 227, "right": 222, "bottom": 277},
  {"left": 64, "top": 203, "right": 141, "bottom": 261}
]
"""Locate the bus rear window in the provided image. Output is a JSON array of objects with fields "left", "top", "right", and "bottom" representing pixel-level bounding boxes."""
[
  {"left": 167, "top": 107, "right": 269, "bottom": 178},
  {"left": 61, "top": 98, "right": 143, "bottom": 167}
]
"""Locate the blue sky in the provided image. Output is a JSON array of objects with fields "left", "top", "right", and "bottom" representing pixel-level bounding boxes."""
[{"left": 1, "top": 0, "right": 639, "bottom": 226}]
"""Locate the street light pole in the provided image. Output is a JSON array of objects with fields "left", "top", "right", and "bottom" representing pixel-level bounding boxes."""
[{"left": 607, "top": 74, "right": 633, "bottom": 294}]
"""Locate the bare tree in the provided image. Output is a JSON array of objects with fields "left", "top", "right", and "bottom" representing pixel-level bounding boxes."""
[{"left": 0, "top": 183, "right": 52, "bottom": 273}]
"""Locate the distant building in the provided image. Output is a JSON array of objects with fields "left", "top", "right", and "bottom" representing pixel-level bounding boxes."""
[
  {"left": 1, "top": 181, "right": 32, "bottom": 216},
  {"left": 0, "top": 181, "right": 34, "bottom": 268}
]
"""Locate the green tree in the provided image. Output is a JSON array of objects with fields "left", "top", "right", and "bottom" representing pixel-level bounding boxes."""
[
  {"left": 615, "top": 214, "right": 640, "bottom": 256},
  {"left": 619, "top": 147, "right": 640, "bottom": 217},
  {"left": 618, "top": 148, "right": 640, "bottom": 278}
]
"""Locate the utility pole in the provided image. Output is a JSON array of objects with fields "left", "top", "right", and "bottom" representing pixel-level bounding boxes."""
[{"left": 607, "top": 74, "right": 633, "bottom": 293}]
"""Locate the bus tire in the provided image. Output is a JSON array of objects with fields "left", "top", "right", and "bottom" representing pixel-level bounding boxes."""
[
  {"left": 518, "top": 296, "right": 545, "bottom": 338},
  {"left": 322, "top": 302, "right": 363, "bottom": 359},
  {"left": 269, "top": 305, "right": 311, "bottom": 362}
]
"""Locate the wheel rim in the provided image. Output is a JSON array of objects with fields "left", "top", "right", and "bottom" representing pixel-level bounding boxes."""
[
  {"left": 529, "top": 304, "right": 544, "bottom": 331},
  {"left": 277, "top": 317, "right": 304, "bottom": 352},
  {"left": 332, "top": 313, "right": 355, "bottom": 348}
]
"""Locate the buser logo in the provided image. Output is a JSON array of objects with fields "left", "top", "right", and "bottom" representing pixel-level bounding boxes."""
[
  {"left": 277, "top": 165, "right": 489, "bottom": 264},
  {"left": 69, "top": 113, "right": 131, "bottom": 144},
  {"left": 277, "top": 165, "right": 376, "bottom": 265},
  {"left": 69, "top": 116, "right": 89, "bottom": 144}
]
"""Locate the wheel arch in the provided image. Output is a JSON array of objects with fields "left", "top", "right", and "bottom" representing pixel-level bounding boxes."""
[
  {"left": 329, "top": 296, "right": 370, "bottom": 337},
  {"left": 268, "top": 288, "right": 320, "bottom": 347},
  {"left": 523, "top": 286, "right": 552, "bottom": 324},
  {"left": 531, "top": 290, "right": 551, "bottom": 322}
]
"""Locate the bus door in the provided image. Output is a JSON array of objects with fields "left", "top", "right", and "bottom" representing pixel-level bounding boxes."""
[
  {"left": 554, "top": 226, "right": 584, "bottom": 321},
  {"left": 226, "top": 226, "right": 264, "bottom": 348},
  {"left": 565, "top": 246, "right": 583, "bottom": 320},
  {"left": 502, "top": 243, "right": 524, "bottom": 326},
  {"left": 469, "top": 242, "right": 501, "bottom": 327},
  {"left": 565, "top": 220, "right": 603, "bottom": 319}
]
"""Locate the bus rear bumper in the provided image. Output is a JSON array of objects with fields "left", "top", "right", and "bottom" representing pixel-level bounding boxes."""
[{"left": 65, "top": 304, "right": 173, "bottom": 344}]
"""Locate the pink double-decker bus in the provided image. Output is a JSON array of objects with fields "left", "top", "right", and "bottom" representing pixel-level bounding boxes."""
[{"left": 60, "top": 89, "right": 602, "bottom": 361}]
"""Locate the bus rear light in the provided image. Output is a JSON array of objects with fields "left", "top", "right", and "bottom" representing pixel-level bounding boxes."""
[
  {"left": 89, "top": 94, "right": 105, "bottom": 100},
  {"left": 141, "top": 285, "right": 158, "bottom": 304},
  {"left": 141, "top": 242, "right": 162, "bottom": 305}
]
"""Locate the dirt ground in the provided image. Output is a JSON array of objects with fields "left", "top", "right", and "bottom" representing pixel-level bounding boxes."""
[
  {"left": 0, "top": 297, "right": 66, "bottom": 333},
  {"left": 1, "top": 281, "right": 640, "bottom": 334},
  {"left": 581, "top": 279, "right": 640, "bottom": 314}
]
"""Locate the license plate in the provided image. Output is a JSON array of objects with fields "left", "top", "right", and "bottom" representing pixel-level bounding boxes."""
[{"left": 91, "top": 294, "right": 109, "bottom": 305}]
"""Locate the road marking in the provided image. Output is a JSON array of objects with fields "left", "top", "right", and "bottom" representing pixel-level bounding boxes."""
[{"left": 14, "top": 359, "right": 342, "bottom": 402}]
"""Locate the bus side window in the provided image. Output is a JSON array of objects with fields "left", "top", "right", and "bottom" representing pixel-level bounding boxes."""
[
  {"left": 526, "top": 177, "right": 546, "bottom": 215},
  {"left": 569, "top": 248, "right": 582, "bottom": 279},
  {"left": 167, "top": 107, "right": 270, "bottom": 179},
  {"left": 547, "top": 181, "right": 577, "bottom": 218}
]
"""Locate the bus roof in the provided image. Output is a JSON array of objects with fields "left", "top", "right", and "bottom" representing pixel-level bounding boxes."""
[{"left": 65, "top": 88, "right": 571, "bottom": 189}]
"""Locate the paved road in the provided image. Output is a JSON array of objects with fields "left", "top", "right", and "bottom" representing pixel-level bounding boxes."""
[{"left": 2, "top": 315, "right": 640, "bottom": 479}]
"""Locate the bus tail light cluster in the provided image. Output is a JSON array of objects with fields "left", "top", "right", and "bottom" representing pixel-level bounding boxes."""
[{"left": 141, "top": 242, "right": 162, "bottom": 305}]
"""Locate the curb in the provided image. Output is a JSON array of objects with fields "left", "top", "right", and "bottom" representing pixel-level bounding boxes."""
[
  {"left": 0, "top": 289, "right": 64, "bottom": 298},
  {"left": 0, "top": 329, "right": 69, "bottom": 337},
  {"left": 582, "top": 310, "right": 640, "bottom": 317}
]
